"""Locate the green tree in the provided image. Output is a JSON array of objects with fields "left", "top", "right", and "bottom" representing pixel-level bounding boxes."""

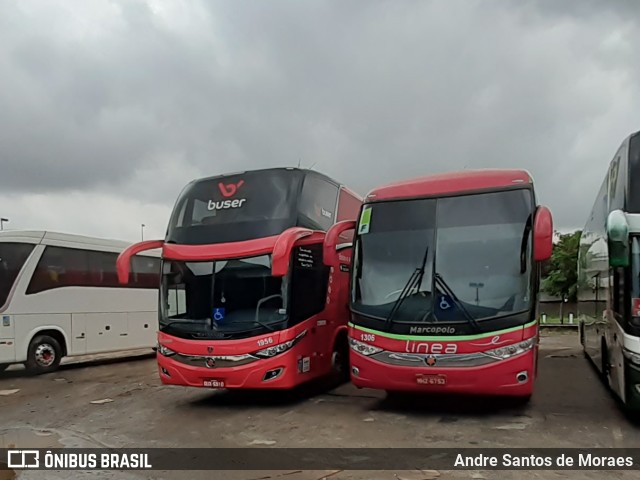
[{"left": 542, "top": 230, "right": 581, "bottom": 320}]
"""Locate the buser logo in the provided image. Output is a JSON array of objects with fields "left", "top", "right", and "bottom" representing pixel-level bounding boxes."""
[
  {"left": 218, "top": 180, "right": 244, "bottom": 198},
  {"left": 208, "top": 180, "right": 247, "bottom": 211}
]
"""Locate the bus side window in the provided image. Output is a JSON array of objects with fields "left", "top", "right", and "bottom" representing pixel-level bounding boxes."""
[
  {"left": 27, "top": 247, "right": 90, "bottom": 294},
  {"left": 612, "top": 267, "right": 629, "bottom": 324},
  {"left": 87, "top": 251, "right": 119, "bottom": 287},
  {"left": 131, "top": 256, "right": 161, "bottom": 289},
  {"left": 298, "top": 175, "right": 339, "bottom": 231},
  {"left": 0, "top": 243, "right": 35, "bottom": 307},
  {"left": 289, "top": 245, "right": 328, "bottom": 324},
  {"left": 593, "top": 272, "right": 606, "bottom": 320}
]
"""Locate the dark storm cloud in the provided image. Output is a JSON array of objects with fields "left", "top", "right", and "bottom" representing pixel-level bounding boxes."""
[{"left": 1, "top": 0, "right": 639, "bottom": 232}]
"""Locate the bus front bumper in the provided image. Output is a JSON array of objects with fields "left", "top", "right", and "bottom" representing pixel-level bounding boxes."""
[
  {"left": 157, "top": 352, "right": 302, "bottom": 390},
  {"left": 350, "top": 350, "right": 535, "bottom": 397}
]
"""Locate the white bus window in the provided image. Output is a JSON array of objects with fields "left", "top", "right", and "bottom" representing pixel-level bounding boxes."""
[
  {"left": 87, "top": 250, "right": 119, "bottom": 286},
  {"left": 0, "top": 243, "right": 35, "bottom": 307},
  {"left": 131, "top": 256, "right": 161, "bottom": 289},
  {"left": 27, "top": 247, "right": 160, "bottom": 294},
  {"left": 27, "top": 247, "right": 90, "bottom": 294},
  {"left": 167, "top": 285, "right": 187, "bottom": 318}
]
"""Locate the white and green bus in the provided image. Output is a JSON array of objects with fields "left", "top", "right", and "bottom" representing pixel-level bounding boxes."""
[{"left": 578, "top": 129, "right": 640, "bottom": 413}]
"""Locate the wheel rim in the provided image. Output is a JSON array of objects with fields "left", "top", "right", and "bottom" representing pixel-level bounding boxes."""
[{"left": 35, "top": 343, "right": 56, "bottom": 367}]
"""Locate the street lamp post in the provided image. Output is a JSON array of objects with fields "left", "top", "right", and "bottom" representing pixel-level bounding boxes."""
[
  {"left": 141, "top": 224, "right": 146, "bottom": 241},
  {"left": 469, "top": 282, "right": 484, "bottom": 305},
  {"left": 0, "top": 218, "right": 8, "bottom": 231}
]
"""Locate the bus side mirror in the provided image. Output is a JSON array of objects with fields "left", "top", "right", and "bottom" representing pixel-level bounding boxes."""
[
  {"left": 116, "top": 240, "right": 165, "bottom": 284},
  {"left": 323, "top": 220, "right": 356, "bottom": 267},
  {"left": 271, "top": 227, "right": 315, "bottom": 277},
  {"left": 533, "top": 206, "right": 553, "bottom": 262},
  {"left": 607, "top": 209, "right": 629, "bottom": 268}
]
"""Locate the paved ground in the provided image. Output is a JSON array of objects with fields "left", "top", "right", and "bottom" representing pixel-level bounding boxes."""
[{"left": 1, "top": 329, "right": 639, "bottom": 480}]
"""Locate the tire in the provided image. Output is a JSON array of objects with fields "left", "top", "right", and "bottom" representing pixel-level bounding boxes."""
[
  {"left": 330, "top": 337, "right": 350, "bottom": 384},
  {"left": 0, "top": 364, "right": 8, "bottom": 372},
  {"left": 25, "top": 335, "right": 62, "bottom": 374}
]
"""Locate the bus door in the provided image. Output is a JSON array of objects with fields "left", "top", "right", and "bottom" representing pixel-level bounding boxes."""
[
  {"left": 610, "top": 266, "right": 629, "bottom": 396},
  {"left": 288, "top": 244, "right": 331, "bottom": 377},
  {"left": 0, "top": 310, "right": 15, "bottom": 364}
]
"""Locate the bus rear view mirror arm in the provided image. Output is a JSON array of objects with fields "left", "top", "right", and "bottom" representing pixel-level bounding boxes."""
[
  {"left": 117, "top": 240, "right": 165, "bottom": 284},
  {"left": 323, "top": 220, "right": 356, "bottom": 267},
  {"left": 533, "top": 206, "right": 553, "bottom": 262},
  {"left": 271, "top": 227, "right": 315, "bottom": 277}
]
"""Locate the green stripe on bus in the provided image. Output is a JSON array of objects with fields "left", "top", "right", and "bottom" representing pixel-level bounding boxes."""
[{"left": 347, "top": 320, "right": 538, "bottom": 341}]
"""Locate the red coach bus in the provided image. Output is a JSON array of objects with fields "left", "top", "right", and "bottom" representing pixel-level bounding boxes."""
[
  {"left": 117, "top": 168, "right": 361, "bottom": 390},
  {"left": 324, "top": 170, "right": 553, "bottom": 401}
]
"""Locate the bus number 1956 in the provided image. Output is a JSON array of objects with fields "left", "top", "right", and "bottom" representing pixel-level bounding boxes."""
[{"left": 257, "top": 337, "right": 274, "bottom": 347}]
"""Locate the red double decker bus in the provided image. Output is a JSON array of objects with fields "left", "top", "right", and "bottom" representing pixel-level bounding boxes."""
[
  {"left": 117, "top": 168, "right": 361, "bottom": 390},
  {"left": 324, "top": 170, "right": 552, "bottom": 401}
]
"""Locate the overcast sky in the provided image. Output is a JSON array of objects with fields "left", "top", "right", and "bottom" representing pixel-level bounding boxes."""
[{"left": 1, "top": 0, "right": 639, "bottom": 242}]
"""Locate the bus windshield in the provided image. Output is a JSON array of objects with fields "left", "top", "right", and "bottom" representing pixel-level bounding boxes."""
[
  {"left": 630, "top": 236, "right": 640, "bottom": 328},
  {"left": 166, "top": 170, "right": 303, "bottom": 245},
  {"left": 160, "top": 255, "right": 287, "bottom": 339},
  {"left": 352, "top": 189, "right": 533, "bottom": 324},
  {"left": 0, "top": 243, "right": 35, "bottom": 308}
]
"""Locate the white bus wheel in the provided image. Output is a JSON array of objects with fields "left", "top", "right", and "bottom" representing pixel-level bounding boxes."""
[{"left": 25, "top": 335, "right": 62, "bottom": 374}]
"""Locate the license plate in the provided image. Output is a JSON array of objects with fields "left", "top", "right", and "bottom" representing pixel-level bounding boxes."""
[
  {"left": 416, "top": 374, "right": 447, "bottom": 386},
  {"left": 203, "top": 379, "right": 225, "bottom": 388}
]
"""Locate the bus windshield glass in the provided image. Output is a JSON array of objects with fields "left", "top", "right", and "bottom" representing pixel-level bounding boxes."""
[
  {"left": 630, "top": 236, "right": 640, "bottom": 328},
  {"left": 160, "top": 255, "right": 287, "bottom": 339},
  {"left": 166, "top": 170, "right": 303, "bottom": 245},
  {"left": 0, "top": 243, "right": 35, "bottom": 308},
  {"left": 352, "top": 189, "right": 534, "bottom": 324}
]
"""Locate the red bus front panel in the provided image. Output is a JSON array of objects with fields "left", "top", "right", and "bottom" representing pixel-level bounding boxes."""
[{"left": 348, "top": 322, "right": 538, "bottom": 397}]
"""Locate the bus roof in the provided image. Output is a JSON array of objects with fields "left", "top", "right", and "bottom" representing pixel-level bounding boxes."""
[
  {"left": 365, "top": 169, "right": 532, "bottom": 202},
  {"left": 0, "top": 230, "right": 160, "bottom": 256}
]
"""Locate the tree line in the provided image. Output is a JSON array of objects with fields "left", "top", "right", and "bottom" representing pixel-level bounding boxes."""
[{"left": 542, "top": 230, "right": 581, "bottom": 304}]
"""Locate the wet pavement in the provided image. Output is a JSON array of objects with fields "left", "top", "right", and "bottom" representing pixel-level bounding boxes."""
[{"left": 1, "top": 329, "right": 639, "bottom": 479}]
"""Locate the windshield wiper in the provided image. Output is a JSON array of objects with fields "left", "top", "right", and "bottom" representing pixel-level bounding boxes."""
[
  {"left": 434, "top": 273, "right": 480, "bottom": 332},
  {"left": 160, "top": 320, "right": 204, "bottom": 331},
  {"left": 253, "top": 294, "right": 284, "bottom": 332},
  {"left": 385, "top": 246, "right": 429, "bottom": 326}
]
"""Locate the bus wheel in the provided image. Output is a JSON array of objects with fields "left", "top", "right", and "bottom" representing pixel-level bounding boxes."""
[
  {"left": 331, "top": 336, "right": 350, "bottom": 383},
  {"left": 0, "top": 364, "right": 8, "bottom": 372},
  {"left": 25, "top": 335, "right": 62, "bottom": 374}
]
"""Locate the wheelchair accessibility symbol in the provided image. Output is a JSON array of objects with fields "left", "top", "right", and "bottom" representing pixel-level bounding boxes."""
[
  {"left": 439, "top": 296, "right": 451, "bottom": 310},
  {"left": 213, "top": 308, "right": 226, "bottom": 321}
]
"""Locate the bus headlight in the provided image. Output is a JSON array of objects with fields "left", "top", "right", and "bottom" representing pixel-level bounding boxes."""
[
  {"left": 158, "top": 344, "right": 176, "bottom": 357},
  {"left": 486, "top": 338, "right": 535, "bottom": 360},
  {"left": 254, "top": 330, "right": 307, "bottom": 358},
  {"left": 349, "top": 338, "right": 382, "bottom": 356},
  {"left": 623, "top": 349, "right": 640, "bottom": 366}
]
